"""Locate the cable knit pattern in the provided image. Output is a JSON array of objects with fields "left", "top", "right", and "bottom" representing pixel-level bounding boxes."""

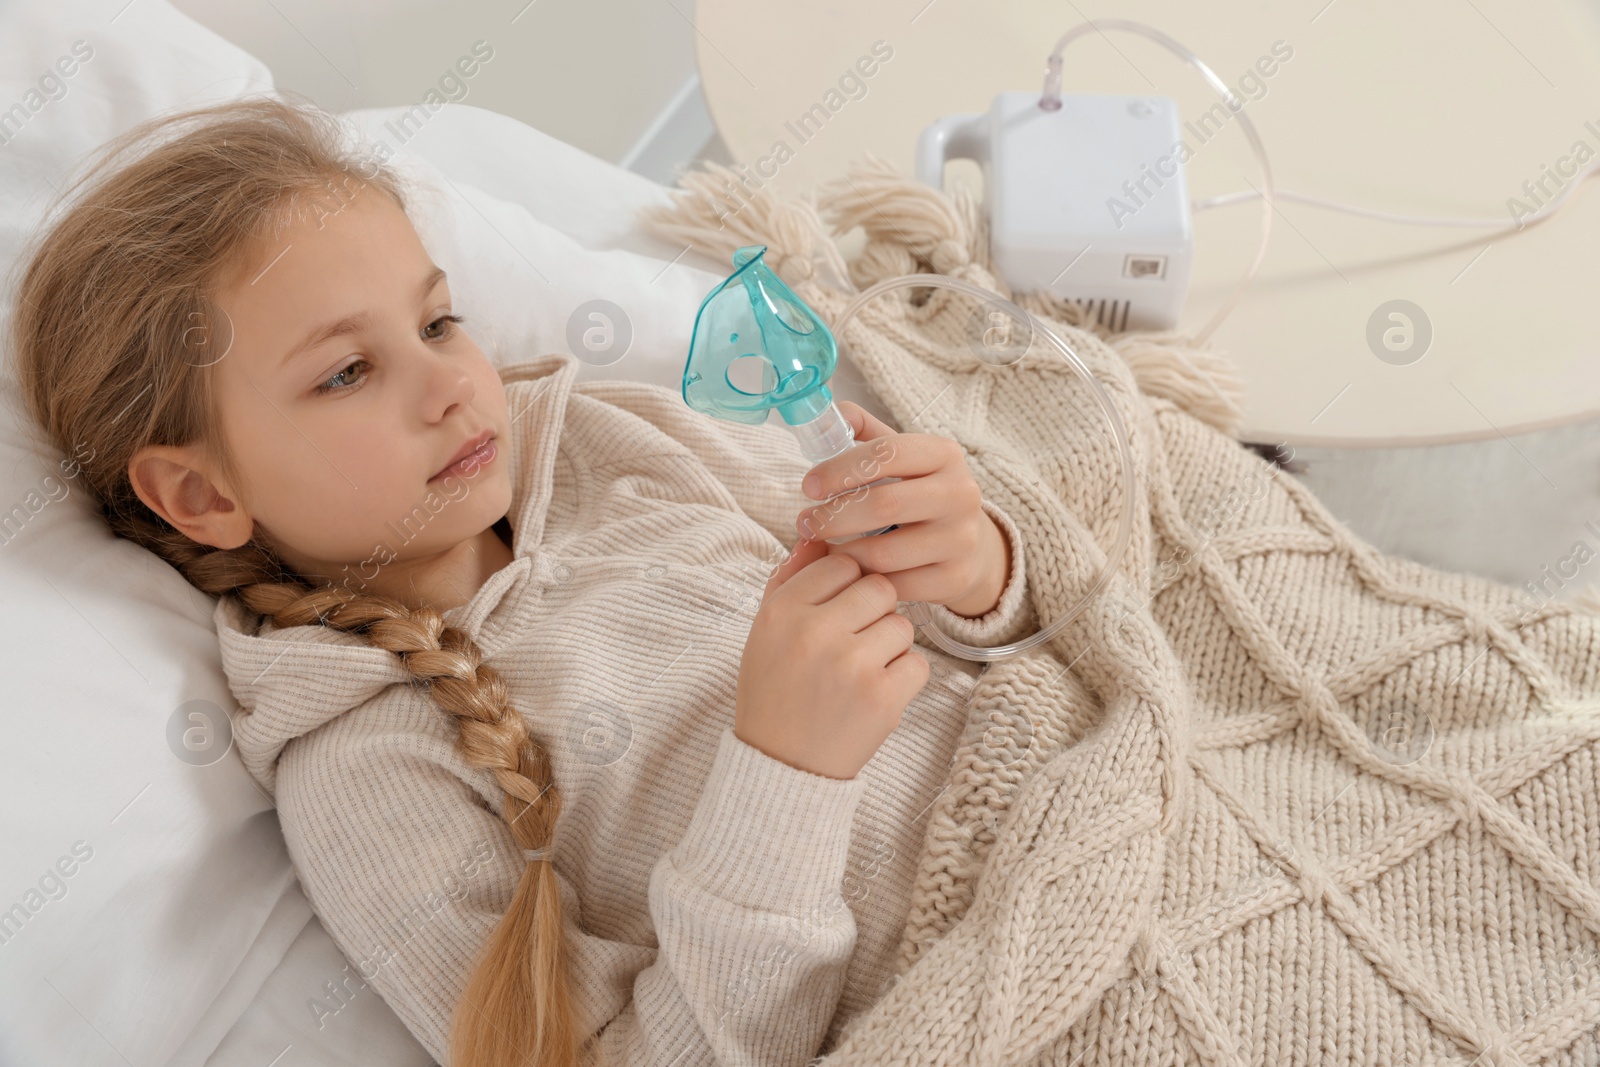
[{"left": 638, "top": 159, "right": 1600, "bottom": 1067}]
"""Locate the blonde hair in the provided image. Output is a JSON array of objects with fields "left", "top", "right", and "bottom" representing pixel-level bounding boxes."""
[{"left": 6, "top": 94, "right": 577, "bottom": 1067}]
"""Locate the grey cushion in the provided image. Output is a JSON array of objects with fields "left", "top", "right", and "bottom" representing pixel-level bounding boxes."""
[{"left": 1242, "top": 417, "right": 1600, "bottom": 607}]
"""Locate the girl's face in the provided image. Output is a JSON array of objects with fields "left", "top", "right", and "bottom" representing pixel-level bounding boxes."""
[{"left": 130, "top": 182, "right": 515, "bottom": 607}]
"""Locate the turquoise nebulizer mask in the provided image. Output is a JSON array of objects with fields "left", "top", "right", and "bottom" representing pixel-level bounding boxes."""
[
  {"left": 682, "top": 245, "right": 899, "bottom": 544},
  {"left": 682, "top": 244, "right": 1138, "bottom": 663}
]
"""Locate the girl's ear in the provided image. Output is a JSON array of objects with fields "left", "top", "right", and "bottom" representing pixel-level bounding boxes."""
[{"left": 127, "top": 445, "right": 254, "bottom": 550}]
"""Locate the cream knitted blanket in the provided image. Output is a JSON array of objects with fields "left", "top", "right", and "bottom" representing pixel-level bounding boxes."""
[{"left": 640, "top": 161, "right": 1600, "bottom": 1067}]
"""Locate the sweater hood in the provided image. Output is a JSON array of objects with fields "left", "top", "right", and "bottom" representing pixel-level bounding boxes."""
[{"left": 213, "top": 352, "right": 581, "bottom": 796}]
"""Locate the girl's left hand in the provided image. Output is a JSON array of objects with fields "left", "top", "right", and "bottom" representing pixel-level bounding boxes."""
[{"left": 795, "top": 401, "right": 1010, "bottom": 618}]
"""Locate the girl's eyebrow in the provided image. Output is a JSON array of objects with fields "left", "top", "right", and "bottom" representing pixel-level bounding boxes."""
[{"left": 277, "top": 266, "right": 449, "bottom": 371}]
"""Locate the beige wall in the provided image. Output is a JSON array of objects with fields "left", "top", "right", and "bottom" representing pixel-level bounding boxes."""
[{"left": 171, "top": 0, "right": 698, "bottom": 164}]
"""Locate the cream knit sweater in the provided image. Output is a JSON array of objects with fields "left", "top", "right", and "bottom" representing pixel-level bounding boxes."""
[
  {"left": 215, "top": 350, "right": 1038, "bottom": 1067},
  {"left": 635, "top": 160, "right": 1600, "bottom": 1067}
]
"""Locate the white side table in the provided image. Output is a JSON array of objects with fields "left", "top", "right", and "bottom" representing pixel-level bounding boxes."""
[{"left": 693, "top": 0, "right": 1600, "bottom": 447}]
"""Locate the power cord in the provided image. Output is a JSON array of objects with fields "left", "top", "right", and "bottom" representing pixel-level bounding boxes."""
[{"left": 1193, "top": 158, "right": 1600, "bottom": 230}]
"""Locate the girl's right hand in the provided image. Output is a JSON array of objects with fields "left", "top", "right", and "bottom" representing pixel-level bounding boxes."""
[{"left": 734, "top": 538, "right": 930, "bottom": 780}]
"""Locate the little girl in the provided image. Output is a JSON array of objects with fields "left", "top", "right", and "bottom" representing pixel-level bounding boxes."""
[{"left": 9, "top": 96, "right": 1037, "bottom": 1067}]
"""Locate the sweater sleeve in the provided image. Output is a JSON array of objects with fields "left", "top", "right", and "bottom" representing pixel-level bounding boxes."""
[
  {"left": 272, "top": 702, "right": 867, "bottom": 1067},
  {"left": 597, "top": 726, "right": 869, "bottom": 1066}
]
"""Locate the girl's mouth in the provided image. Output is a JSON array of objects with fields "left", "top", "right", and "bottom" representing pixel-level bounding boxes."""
[{"left": 431, "top": 436, "right": 497, "bottom": 482}]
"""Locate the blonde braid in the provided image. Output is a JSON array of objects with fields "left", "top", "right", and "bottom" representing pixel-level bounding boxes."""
[{"left": 120, "top": 504, "right": 578, "bottom": 1064}]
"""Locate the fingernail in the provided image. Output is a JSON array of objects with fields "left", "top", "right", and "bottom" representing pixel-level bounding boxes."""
[
  {"left": 803, "top": 472, "right": 821, "bottom": 498},
  {"left": 798, "top": 516, "right": 815, "bottom": 539}
]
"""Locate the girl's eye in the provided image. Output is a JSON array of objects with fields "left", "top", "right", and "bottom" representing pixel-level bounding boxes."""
[
  {"left": 423, "top": 313, "right": 465, "bottom": 341},
  {"left": 311, "top": 315, "right": 465, "bottom": 396},
  {"left": 315, "top": 359, "right": 369, "bottom": 396}
]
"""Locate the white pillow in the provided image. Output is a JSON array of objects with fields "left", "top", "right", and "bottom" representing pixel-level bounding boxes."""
[
  {"left": 0, "top": 6, "right": 301, "bottom": 1067},
  {"left": 335, "top": 102, "right": 731, "bottom": 389}
]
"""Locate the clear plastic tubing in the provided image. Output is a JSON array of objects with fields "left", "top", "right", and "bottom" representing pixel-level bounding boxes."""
[{"left": 825, "top": 274, "right": 1138, "bottom": 663}]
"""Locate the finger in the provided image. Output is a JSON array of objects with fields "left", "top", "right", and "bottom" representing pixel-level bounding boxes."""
[
  {"left": 821, "top": 569, "right": 902, "bottom": 633},
  {"left": 852, "top": 555, "right": 973, "bottom": 607},
  {"left": 803, "top": 433, "right": 957, "bottom": 503},
  {"left": 800, "top": 471, "right": 977, "bottom": 541},
  {"left": 854, "top": 608, "right": 918, "bottom": 667},
  {"left": 819, "top": 515, "right": 967, "bottom": 576},
  {"left": 764, "top": 537, "right": 828, "bottom": 598},
  {"left": 884, "top": 645, "right": 931, "bottom": 690},
  {"left": 777, "top": 550, "right": 870, "bottom": 608}
]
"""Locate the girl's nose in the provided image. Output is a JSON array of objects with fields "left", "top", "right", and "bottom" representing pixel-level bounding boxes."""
[{"left": 423, "top": 348, "right": 475, "bottom": 419}]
